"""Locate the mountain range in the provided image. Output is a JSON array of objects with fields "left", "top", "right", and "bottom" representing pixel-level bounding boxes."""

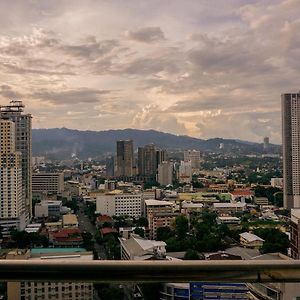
[{"left": 32, "top": 128, "right": 280, "bottom": 159}]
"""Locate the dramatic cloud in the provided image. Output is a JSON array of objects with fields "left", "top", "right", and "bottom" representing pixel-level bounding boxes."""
[{"left": 0, "top": 0, "right": 298, "bottom": 143}]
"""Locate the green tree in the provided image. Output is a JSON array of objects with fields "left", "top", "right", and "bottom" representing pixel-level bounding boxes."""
[
  {"left": 184, "top": 249, "right": 201, "bottom": 260},
  {"left": 175, "top": 215, "right": 188, "bottom": 240},
  {"left": 134, "top": 227, "right": 145, "bottom": 238},
  {"left": 157, "top": 226, "right": 173, "bottom": 241},
  {"left": 253, "top": 228, "right": 290, "bottom": 254},
  {"left": 136, "top": 217, "right": 148, "bottom": 227}
]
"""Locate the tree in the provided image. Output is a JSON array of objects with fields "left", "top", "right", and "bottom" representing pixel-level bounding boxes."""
[
  {"left": 253, "top": 228, "right": 290, "bottom": 254},
  {"left": 184, "top": 249, "right": 201, "bottom": 260},
  {"left": 134, "top": 227, "right": 145, "bottom": 238},
  {"left": 136, "top": 217, "right": 148, "bottom": 227},
  {"left": 175, "top": 215, "right": 188, "bottom": 240},
  {"left": 157, "top": 226, "right": 173, "bottom": 241}
]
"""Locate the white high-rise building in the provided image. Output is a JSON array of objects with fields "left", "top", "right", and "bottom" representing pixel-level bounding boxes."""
[
  {"left": 184, "top": 150, "right": 201, "bottom": 170},
  {"left": 282, "top": 92, "right": 300, "bottom": 208},
  {"left": 0, "top": 120, "right": 26, "bottom": 235},
  {"left": 0, "top": 101, "right": 32, "bottom": 220}
]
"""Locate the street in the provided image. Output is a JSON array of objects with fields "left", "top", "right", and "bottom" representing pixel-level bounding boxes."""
[{"left": 77, "top": 201, "right": 107, "bottom": 259}]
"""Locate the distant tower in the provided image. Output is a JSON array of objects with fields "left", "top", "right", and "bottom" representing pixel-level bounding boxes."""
[
  {"left": 116, "top": 140, "right": 134, "bottom": 177},
  {"left": 184, "top": 150, "right": 201, "bottom": 170},
  {"left": 138, "top": 144, "right": 157, "bottom": 177},
  {"left": 0, "top": 100, "right": 32, "bottom": 221},
  {"left": 282, "top": 92, "right": 300, "bottom": 208},
  {"left": 105, "top": 156, "right": 115, "bottom": 178},
  {"left": 263, "top": 137, "right": 270, "bottom": 150},
  {"left": 0, "top": 119, "right": 26, "bottom": 235},
  {"left": 156, "top": 149, "right": 168, "bottom": 168},
  {"left": 157, "top": 161, "right": 173, "bottom": 186}
]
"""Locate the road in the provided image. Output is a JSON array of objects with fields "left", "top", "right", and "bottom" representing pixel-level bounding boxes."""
[{"left": 77, "top": 202, "right": 107, "bottom": 259}]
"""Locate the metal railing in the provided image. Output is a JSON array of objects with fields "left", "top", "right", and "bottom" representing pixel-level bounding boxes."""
[{"left": 2, "top": 260, "right": 300, "bottom": 283}]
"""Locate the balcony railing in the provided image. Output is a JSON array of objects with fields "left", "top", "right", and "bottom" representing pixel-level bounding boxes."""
[{"left": 2, "top": 260, "right": 300, "bottom": 283}]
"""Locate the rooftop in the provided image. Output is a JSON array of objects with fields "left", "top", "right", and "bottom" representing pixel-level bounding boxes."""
[
  {"left": 145, "top": 199, "right": 172, "bottom": 206},
  {"left": 240, "top": 232, "right": 264, "bottom": 242}
]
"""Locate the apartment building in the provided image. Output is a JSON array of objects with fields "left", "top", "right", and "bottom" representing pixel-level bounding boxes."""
[
  {"left": 7, "top": 248, "right": 93, "bottom": 300},
  {"left": 96, "top": 191, "right": 143, "bottom": 218},
  {"left": 0, "top": 119, "right": 26, "bottom": 235},
  {"left": 32, "top": 172, "right": 64, "bottom": 195}
]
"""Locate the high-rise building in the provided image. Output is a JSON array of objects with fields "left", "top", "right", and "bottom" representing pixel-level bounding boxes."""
[
  {"left": 0, "top": 100, "right": 32, "bottom": 220},
  {"left": 179, "top": 160, "right": 192, "bottom": 183},
  {"left": 138, "top": 144, "right": 157, "bottom": 177},
  {"left": 0, "top": 119, "right": 26, "bottom": 235},
  {"left": 105, "top": 156, "right": 115, "bottom": 177},
  {"left": 116, "top": 140, "right": 133, "bottom": 177},
  {"left": 184, "top": 150, "right": 201, "bottom": 170},
  {"left": 282, "top": 93, "right": 300, "bottom": 208},
  {"left": 157, "top": 161, "right": 173, "bottom": 186},
  {"left": 156, "top": 149, "right": 168, "bottom": 168}
]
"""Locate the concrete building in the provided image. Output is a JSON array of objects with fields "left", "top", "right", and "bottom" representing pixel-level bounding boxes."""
[
  {"left": 138, "top": 144, "right": 157, "bottom": 177},
  {"left": 239, "top": 232, "right": 264, "bottom": 249},
  {"left": 156, "top": 149, "right": 168, "bottom": 168},
  {"left": 119, "top": 234, "right": 167, "bottom": 260},
  {"left": 96, "top": 191, "right": 143, "bottom": 218},
  {"left": 145, "top": 200, "right": 175, "bottom": 239},
  {"left": 32, "top": 172, "right": 64, "bottom": 195},
  {"left": 184, "top": 150, "right": 201, "bottom": 170},
  {"left": 290, "top": 209, "right": 300, "bottom": 259},
  {"left": 34, "top": 200, "right": 63, "bottom": 218},
  {"left": 157, "top": 161, "right": 173, "bottom": 186},
  {"left": 63, "top": 214, "right": 79, "bottom": 228},
  {"left": 179, "top": 160, "right": 192, "bottom": 183},
  {"left": 116, "top": 140, "right": 134, "bottom": 177},
  {"left": 282, "top": 92, "right": 300, "bottom": 208},
  {"left": 7, "top": 248, "right": 93, "bottom": 300},
  {"left": 105, "top": 155, "right": 115, "bottom": 177},
  {"left": 213, "top": 202, "right": 246, "bottom": 215},
  {"left": 0, "top": 100, "right": 32, "bottom": 220},
  {"left": 0, "top": 119, "right": 26, "bottom": 235}
]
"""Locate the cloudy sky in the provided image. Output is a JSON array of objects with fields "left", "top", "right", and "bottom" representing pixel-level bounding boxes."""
[{"left": 0, "top": 0, "right": 298, "bottom": 143}]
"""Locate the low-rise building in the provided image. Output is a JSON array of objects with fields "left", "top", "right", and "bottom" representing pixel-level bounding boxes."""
[
  {"left": 63, "top": 214, "right": 79, "bottom": 228},
  {"left": 216, "top": 216, "right": 241, "bottom": 225},
  {"left": 50, "top": 228, "right": 83, "bottom": 247},
  {"left": 119, "top": 234, "right": 167, "bottom": 260},
  {"left": 34, "top": 200, "right": 63, "bottom": 218},
  {"left": 239, "top": 232, "right": 264, "bottom": 249},
  {"left": 213, "top": 202, "right": 246, "bottom": 215}
]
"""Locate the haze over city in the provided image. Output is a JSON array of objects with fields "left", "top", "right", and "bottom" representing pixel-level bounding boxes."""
[{"left": 0, "top": 0, "right": 299, "bottom": 143}]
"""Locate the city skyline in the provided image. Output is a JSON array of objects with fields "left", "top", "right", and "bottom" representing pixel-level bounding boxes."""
[{"left": 0, "top": 0, "right": 299, "bottom": 143}]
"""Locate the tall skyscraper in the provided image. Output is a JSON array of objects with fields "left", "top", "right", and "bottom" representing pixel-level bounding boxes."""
[
  {"left": 138, "top": 144, "right": 157, "bottom": 177},
  {"left": 0, "top": 101, "right": 32, "bottom": 221},
  {"left": 184, "top": 150, "right": 201, "bottom": 170},
  {"left": 0, "top": 119, "right": 26, "bottom": 235},
  {"left": 157, "top": 161, "right": 173, "bottom": 186},
  {"left": 282, "top": 92, "right": 300, "bottom": 209},
  {"left": 156, "top": 149, "right": 168, "bottom": 168},
  {"left": 116, "top": 140, "right": 133, "bottom": 177}
]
